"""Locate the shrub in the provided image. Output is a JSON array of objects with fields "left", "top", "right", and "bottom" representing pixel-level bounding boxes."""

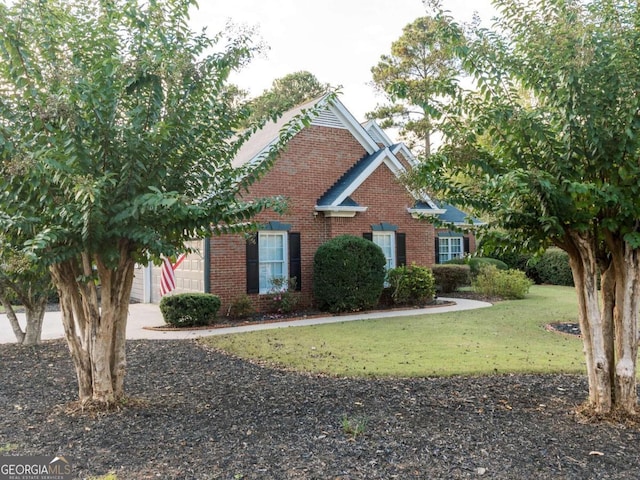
[
  {"left": 531, "top": 248, "right": 574, "bottom": 286},
  {"left": 267, "top": 277, "right": 300, "bottom": 314},
  {"left": 472, "top": 265, "right": 533, "bottom": 299},
  {"left": 313, "top": 235, "right": 386, "bottom": 313},
  {"left": 431, "top": 264, "right": 471, "bottom": 293},
  {"left": 467, "top": 257, "right": 509, "bottom": 278},
  {"left": 159, "top": 293, "right": 221, "bottom": 327},
  {"left": 227, "top": 294, "right": 255, "bottom": 319},
  {"left": 386, "top": 264, "right": 436, "bottom": 306}
]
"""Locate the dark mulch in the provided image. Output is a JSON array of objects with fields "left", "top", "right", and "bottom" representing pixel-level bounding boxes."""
[{"left": 2, "top": 340, "right": 640, "bottom": 479}]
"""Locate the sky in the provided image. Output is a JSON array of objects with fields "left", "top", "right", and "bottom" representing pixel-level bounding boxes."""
[{"left": 190, "top": 0, "right": 497, "bottom": 122}]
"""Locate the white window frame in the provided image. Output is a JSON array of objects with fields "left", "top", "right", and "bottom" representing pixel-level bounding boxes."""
[
  {"left": 258, "top": 231, "right": 288, "bottom": 294},
  {"left": 373, "top": 231, "right": 396, "bottom": 272},
  {"left": 439, "top": 236, "right": 464, "bottom": 263}
]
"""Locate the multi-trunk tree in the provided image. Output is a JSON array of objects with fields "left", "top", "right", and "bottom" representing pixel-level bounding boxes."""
[
  {"left": 0, "top": 0, "right": 328, "bottom": 405},
  {"left": 414, "top": 0, "right": 640, "bottom": 416}
]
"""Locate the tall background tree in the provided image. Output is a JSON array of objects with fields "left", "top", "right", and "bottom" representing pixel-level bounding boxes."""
[
  {"left": 0, "top": 0, "right": 327, "bottom": 405},
  {"left": 413, "top": 0, "right": 640, "bottom": 416},
  {"left": 242, "top": 71, "right": 332, "bottom": 126},
  {"left": 368, "top": 4, "right": 465, "bottom": 155}
]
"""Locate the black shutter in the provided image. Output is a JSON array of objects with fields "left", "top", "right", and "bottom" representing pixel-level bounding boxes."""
[
  {"left": 463, "top": 236, "right": 470, "bottom": 256},
  {"left": 396, "top": 233, "right": 406, "bottom": 267},
  {"left": 363, "top": 232, "right": 373, "bottom": 241},
  {"left": 289, "top": 232, "right": 301, "bottom": 291},
  {"left": 434, "top": 237, "right": 440, "bottom": 264},
  {"left": 246, "top": 233, "right": 259, "bottom": 294}
]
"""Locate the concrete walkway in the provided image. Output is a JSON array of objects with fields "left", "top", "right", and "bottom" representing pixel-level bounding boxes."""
[{"left": 0, "top": 298, "right": 492, "bottom": 344}]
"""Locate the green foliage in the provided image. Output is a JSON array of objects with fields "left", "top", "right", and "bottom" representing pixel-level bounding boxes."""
[
  {"left": 242, "top": 71, "right": 332, "bottom": 127},
  {"left": 0, "top": 0, "right": 332, "bottom": 267},
  {"left": 227, "top": 294, "right": 255, "bottom": 319},
  {"left": 473, "top": 265, "right": 533, "bottom": 300},
  {"left": 313, "top": 235, "right": 386, "bottom": 313},
  {"left": 467, "top": 258, "right": 509, "bottom": 278},
  {"left": 431, "top": 264, "right": 471, "bottom": 293},
  {"left": 486, "top": 250, "right": 536, "bottom": 280},
  {"left": 368, "top": 11, "right": 465, "bottom": 155},
  {"left": 530, "top": 248, "right": 574, "bottom": 286},
  {"left": 412, "top": 0, "right": 640, "bottom": 256},
  {"left": 266, "top": 277, "right": 300, "bottom": 314},
  {"left": 386, "top": 264, "right": 436, "bottom": 305},
  {"left": 160, "top": 293, "right": 221, "bottom": 328},
  {"left": 341, "top": 414, "right": 368, "bottom": 439}
]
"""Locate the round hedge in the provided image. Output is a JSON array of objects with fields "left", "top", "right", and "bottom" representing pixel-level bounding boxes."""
[{"left": 313, "top": 235, "right": 386, "bottom": 313}]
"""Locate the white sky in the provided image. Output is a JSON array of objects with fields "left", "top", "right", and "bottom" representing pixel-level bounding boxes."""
[{"left": 190, "top": 0, "right": 497, "bottom": 121}]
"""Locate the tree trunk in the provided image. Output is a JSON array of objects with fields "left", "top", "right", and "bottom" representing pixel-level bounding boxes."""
[
  {"left": 50, "top": 243, "right": 136, "bottom": 405},
  {"left": 22, "top": 298, "right": 47, "bottom": 345},
  {"left": 607, "top": 235, "right": 640, "bottom": 414},
  {"left": 0, "top": 293, "right": 47, "bottom": 345},
  {"left": 563, "top": 231, "right": 640, "bottom": 415}
]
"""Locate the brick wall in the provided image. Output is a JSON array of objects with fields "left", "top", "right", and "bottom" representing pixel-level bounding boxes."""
[{"left": 210, "top": 125, "right": 438, "bottom": 314}]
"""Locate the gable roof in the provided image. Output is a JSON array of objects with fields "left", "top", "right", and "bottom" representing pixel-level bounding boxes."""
[
  {"left": 233, "top": 93, "right": 447, "bottom": 218},
  {"left": 436, "top": 202, "right": 485, "bottom": 226}
]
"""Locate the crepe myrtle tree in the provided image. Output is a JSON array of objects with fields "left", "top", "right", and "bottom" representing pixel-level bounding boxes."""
[
  {"left": 0, "top": 0, "right": 332, "bottom": 406},
  {"left": 0, "top": 238, "right": 54, "bottom": 345},
  {"left": 412, "top": 0, "right": 640, "bottom": 416}
]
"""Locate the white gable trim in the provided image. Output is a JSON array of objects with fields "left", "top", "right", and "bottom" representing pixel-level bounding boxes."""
[
  {"left": 362, "top": 120, "right": 395, "bottom": 147},
  {"left": 332, "top": 148, "right": 406, "bottom": 206},
  {"left": 314, "top": 205, "right": 368, "bottom": 217},
  {"left": 328, "top": 98, "right": 380, "bottom": 155},
  {"left": 407, "top": 207, "right": 447, "bottom": 219},
  {"left": 391, "top": 143, "right": 418, "bottom": 166}
]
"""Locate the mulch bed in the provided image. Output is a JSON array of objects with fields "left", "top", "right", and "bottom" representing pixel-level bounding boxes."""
[{"left": 2, "top": 340, "right": 640, "bottom": 479}]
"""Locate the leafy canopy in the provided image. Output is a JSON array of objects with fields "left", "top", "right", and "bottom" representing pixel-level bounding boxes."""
[
  {"left": 0, "top": 0, "right": 317, "bottom": 269},
  {"left": 414, "top": 0, "right": 640, "bottom": 253}
]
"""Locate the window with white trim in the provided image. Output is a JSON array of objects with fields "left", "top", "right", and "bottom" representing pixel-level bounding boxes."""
[
  {"left": 439, "top": 236, "right": 463, "bottom": 263},
  {"left": 259, "top": 232, "right": 288, "bottom": 293},
  {"left": 373, "top": 232, "right": 396, "bottom": 271}
]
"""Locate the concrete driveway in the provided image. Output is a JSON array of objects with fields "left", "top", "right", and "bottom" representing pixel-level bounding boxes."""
[{"left": 0, "top": 297, "right": 492, "bottom": 344}]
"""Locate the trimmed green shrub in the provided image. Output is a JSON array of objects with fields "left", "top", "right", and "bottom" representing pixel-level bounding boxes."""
[
  {"left": 467, "top": 257, "right": 509, "bottom": 278},
  {"left": 431, "top": 264, "right": 471, "bottom": 293},
  {"left": 472, "top": 265, "right": 533, "bottom": 299},
  {"left": 160, "top": 293, "right": 221, "bottom": 327},
  {"left": 531, "top": 248, "right": 574, "bottom": 286},
  {"left": 313, "top": 235, "right": 386, "bottom": 313},
  {"left": 386, "top": 264, "right": 436, "bottom": 306}
]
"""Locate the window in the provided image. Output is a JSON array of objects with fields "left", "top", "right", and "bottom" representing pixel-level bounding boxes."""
[
  {"left": 258, "top": 232, "right": 287, "bottom": 293},
  {"left": 246, "top": 229, "right": 301, "bottom": 295},
  {"left": 373, "top": 232, "right": 396, "bottom": 271},
  {"left": 439, "top": 236, "right": 463, "bottom": 263}
]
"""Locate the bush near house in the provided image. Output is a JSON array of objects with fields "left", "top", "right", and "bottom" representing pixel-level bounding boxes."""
[
  {"left": 529, "top": 248, "right": 574, "bottom": 286},
  {"left": 431, "top": 264, "right": 471, "bottom": 293},
  {"left": 489, "top": 248, "right": 573, "bottom": 286},
  {"left": 313, "top": 235, "right": 386, "bottom": 313},
  {"left": 160, "top": 293, "right": 221, "bottom": 327},
  {"left": 473, "top": 265, "right": 533, "bottom": 299},
  {"left": 386, "top": 264, "right": 436, "bottom": 306}
]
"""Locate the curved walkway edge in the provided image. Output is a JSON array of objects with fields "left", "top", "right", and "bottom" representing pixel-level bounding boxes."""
[{"left": 0, "top": 298, "right": 492, "bottom": 344}]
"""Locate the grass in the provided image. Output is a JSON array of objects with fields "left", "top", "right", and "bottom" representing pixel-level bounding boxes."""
[
  {"left": 202, "top": 285, "right": 586, "bottom": 377},
  {"left": 0, "top": 443, "right": 18, "bottom": 453}
]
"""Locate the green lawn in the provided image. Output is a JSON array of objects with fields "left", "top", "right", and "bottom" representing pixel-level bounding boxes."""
[{"left": 202, "top": 285, "right": 586, "bottom": 378}]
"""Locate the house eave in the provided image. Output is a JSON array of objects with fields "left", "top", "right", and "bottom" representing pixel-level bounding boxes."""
[
  {"left": 315, "top": 205, "right": 368, "bottom": 218},
  {"left": 408, "top": 208, "right": 447, "bottom": 219}
]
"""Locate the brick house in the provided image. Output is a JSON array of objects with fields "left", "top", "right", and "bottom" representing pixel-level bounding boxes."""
[{"left": 130, "top": 95, "right": 478, "bottom": 311}]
